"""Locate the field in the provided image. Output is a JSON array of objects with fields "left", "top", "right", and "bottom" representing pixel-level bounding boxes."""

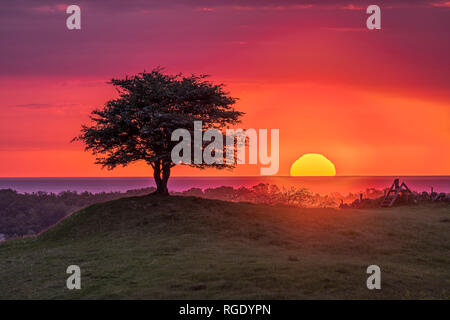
[{"left": 0, "top": 195, "right": 449, "bottom": 299}]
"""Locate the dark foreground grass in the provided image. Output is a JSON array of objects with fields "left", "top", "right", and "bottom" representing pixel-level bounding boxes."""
[{"left": 0, "top": 195, "right": 449, "bottom": 299}]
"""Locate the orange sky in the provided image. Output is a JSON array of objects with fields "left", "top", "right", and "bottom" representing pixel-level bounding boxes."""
[{"left": 0, "top": 1, "right": 449, "bottom": 177}]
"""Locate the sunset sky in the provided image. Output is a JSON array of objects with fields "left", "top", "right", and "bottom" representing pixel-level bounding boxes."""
[{"left": 1, "top": 0, "right": 449, "bottom": 177}]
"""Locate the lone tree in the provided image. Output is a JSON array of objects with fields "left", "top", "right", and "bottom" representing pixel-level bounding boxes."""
[{"left": 73, "top": 69, "right": 243, "bottom": 195}]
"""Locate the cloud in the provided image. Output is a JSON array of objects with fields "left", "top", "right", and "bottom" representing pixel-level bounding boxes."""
[
  {"left": 1, "top": 0, "right": 444, "bottom": 16},
  {"left": 11, "top": 103, "right": 53, "bottom": 109},
  {"left": 10, "top": 103, "right": 78, "bottom": 109},
  {"left": 32, "top": 4, "right": 68, "bottom": 13},
  {"left": 320, "top": 27, "right": 367, "bottom": 32},
  {"left": 195, "top": 7, "right": 215, "bottom": 12},
  {"left": 341, "top": 4, "right": 366, "bottom": 10},
  {"left": 431, "top": 1, "right": 450, "bottom": 6}
]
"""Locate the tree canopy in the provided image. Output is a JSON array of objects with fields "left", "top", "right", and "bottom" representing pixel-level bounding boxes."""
[{"left": 74, "top": 68, "right": 243, "bottom": 194}]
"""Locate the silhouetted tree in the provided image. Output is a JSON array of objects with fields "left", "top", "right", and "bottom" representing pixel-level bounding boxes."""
[{"left": 73, "top": 68, "right": 243, "bottom": 195}]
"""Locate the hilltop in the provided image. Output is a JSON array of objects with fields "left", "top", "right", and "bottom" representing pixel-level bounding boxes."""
[{"left": 0, "top": 195, "right": 449, "bottom": 299}]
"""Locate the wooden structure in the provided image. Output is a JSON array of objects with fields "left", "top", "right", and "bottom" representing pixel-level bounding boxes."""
[{"left": 380, "top": 179, "right": 412, "bottom": 207}]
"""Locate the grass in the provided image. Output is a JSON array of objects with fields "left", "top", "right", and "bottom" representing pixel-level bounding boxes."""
[{"left": 0, "top": 195, "right": 449, "bottom": 299}]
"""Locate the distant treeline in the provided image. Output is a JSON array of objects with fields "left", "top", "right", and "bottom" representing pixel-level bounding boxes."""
[
  {"left": 0, "top": 184, "right": 383, "bottom": 240},
  {"left": 0, "top": 188, "right": 155, "bottom": 240},
  {"left": 177, "top": 184, "right": 385, "bottom": 207}
]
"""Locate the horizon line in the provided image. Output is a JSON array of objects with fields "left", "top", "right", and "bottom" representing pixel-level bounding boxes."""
[{"left": 1, "top": 175, "right": 449, "bottom": 179}]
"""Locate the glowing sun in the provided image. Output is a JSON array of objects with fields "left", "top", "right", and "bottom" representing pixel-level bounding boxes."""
[{"left": 290, "top": 153, "right": 336, "bottom": 176}]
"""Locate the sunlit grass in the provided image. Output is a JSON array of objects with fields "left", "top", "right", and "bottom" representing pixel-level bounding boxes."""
[{"left": 0, "top": 196, "right": 449, "bottom": 299}]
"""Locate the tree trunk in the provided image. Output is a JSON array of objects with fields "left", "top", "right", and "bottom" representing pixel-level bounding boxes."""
[{"left": 151, "top": 160, "right": 170, "bottom": 195}]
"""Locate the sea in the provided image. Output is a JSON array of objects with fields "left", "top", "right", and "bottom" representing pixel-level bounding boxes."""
[{"left": 0, "top": 176, "right": 449, "bottom": 195}]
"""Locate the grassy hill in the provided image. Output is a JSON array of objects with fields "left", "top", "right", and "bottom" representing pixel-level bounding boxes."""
[{"left": 0, "top": 195, "right": 449, "bottom": 299}]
